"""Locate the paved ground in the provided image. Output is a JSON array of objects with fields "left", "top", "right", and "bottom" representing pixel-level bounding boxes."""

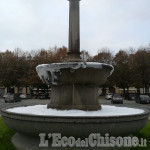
[
  {"left": 99, "top": 96, "right": 150, "bottom": 112},
  {"left": 0, "top": 97, "right": 150, "bottom": 116}
]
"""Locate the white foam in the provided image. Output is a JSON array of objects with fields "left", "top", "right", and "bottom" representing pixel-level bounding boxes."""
[{"left": 7, "top": 105, "right": 144, "bottom": 116}]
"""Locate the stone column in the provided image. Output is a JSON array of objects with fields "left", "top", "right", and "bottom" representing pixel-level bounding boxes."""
[{"left": 68, "top": 0, "right": 81, "bottom": 61}]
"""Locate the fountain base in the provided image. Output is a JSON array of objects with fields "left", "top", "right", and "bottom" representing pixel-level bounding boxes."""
[
  {"left": 1, "top": 105, "right": 149, "bottom": 150},
  {"left": 12, "top": 133, "right": 111, "bottom": 150}
]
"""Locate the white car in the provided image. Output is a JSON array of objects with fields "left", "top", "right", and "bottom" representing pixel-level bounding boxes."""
[
  {"left": 105, "top": 93, "right": 113, "bottom": 100},
  {"left": 20, "top": 94, "right": 27, "bottom": 99}
]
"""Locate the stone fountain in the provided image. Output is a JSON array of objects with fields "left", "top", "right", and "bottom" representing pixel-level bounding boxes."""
[
  {"left": 36, "top": 0, "right": 113, "bottom": 111},
  {"left": 1, "top": 0, "right": 149, "bottom": 150}
]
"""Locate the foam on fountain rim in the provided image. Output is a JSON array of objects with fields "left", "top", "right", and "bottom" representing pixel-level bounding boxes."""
[
  {"left": 36, "top": 62, "right": 114, "bottom": 85},
  {"left": 36, "top": 62, "right": 113, "bottom": 71}
]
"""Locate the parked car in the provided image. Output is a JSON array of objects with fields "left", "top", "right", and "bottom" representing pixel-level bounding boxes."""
[
  {"left": 34, "top": 93, "right": 40, "bottom": 99},
  {"left": 111, "top": 94, "right": 123, "bottom": 104},
  {"left": 125, "top": 93, "right": 136, "bottom": 100},
  {"left": 39, "top": 93, "right": 50, "bottom": 99},
  {"left": 26, "top": 94, "right": 32, "bottom": 99},
  {"left": 20, "top": 94, "right": 27, "bottom": 99},
  {"left": 135, "top": 94, "right": 150, "bottom": 104},
  {"left": 20, "top": 94, "right": 32, "bottom": 99},
  {"left": 3, "top": 93, "right": 11, "bottom": 99},
  {"left": 4, "top": 93, "right": 21, "bottom": 103},
  {"left": 105, "top": 93, "right": 113, "bottom": 100}
]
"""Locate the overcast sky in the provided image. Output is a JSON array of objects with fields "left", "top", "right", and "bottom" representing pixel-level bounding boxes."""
[{"left": 0, "top": 0, "right": 150, "bottom": 56}]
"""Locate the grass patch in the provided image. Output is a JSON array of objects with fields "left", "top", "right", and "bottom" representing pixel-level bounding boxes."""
[
  {"left": 0, "top": 117, "right": 149, "bottom": 150},
  {"left": 129, "top": 120, "right": 150, "bottom": 150},
  {"left": 0, "top": 117, "right": 16, "bottom": 150}
]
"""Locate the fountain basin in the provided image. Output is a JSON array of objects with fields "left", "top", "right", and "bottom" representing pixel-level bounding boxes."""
[
  {"left": 36, "top": 62, "right": 114, "bottom": 85},
  {"left": 1, "top": 105, "right": 149, "bottom": 137}
]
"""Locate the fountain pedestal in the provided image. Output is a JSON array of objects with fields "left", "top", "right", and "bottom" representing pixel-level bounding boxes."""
[{"left": 48, "top": 84, "right": 100, "bottom": 110}]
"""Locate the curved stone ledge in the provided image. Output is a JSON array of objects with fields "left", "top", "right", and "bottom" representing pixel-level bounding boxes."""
[{"left": 1, "top": 105, "right": 149, "bottom": 137}]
